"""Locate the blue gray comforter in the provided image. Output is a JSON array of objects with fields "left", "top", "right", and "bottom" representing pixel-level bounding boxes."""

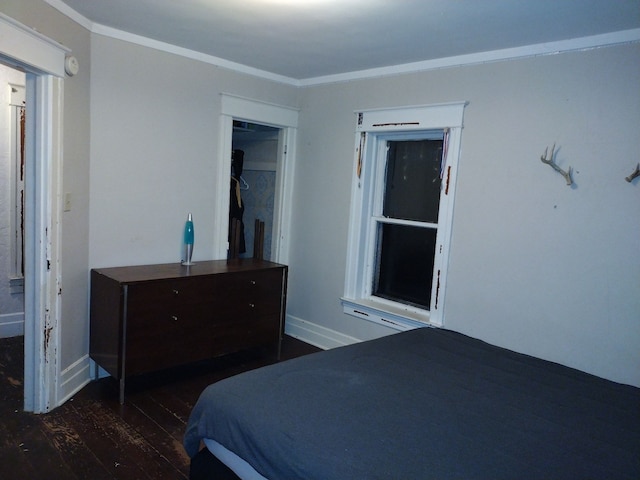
[{"left": 184, "top": 327, "right": 640, "bottom": 479}]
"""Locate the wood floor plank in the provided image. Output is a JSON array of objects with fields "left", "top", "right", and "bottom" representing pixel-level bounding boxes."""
[
  {"left": 40, "top": 410, "right": 113, "bottom": 480},
  {"left": 127, "top": 393, "right": 190, "bottom": 446},
  {"left": 0, "top": 420, "right": 41, "bottom": 478},
  {"left": 0, "top": 377, "right": 77, "bottom": 479},
  {"left": 103, "top": 393, "right": 191, "bottom": 477},
  {"left": 65, "top": 398, "right": 172, "bottom": 479},
  {"left": 0, "top": 335, "right": 321, "bottom": 479},
  {"left": 144, "top": 372, "right": 212, "bottom": 421},
  {"left": 9, "top": 418, "right": 80, "bottom": 480}
]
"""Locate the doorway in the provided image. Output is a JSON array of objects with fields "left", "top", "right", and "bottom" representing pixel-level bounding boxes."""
[
  {"left": 231, "top": 121, "right": 280, "bottom": 260},
  {"left": 215, "top": 94, "right": 299, "bottom": 264},
  {"left": 1, "top": 64, "right": 26, "bottom": 340},
  {"left": 1, "top": 13, "right": 68, "bottom": 412}
]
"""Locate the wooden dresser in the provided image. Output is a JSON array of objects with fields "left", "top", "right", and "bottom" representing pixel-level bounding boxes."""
[{"left": 89, "top": 258, "right": 287, "bottom": 402}]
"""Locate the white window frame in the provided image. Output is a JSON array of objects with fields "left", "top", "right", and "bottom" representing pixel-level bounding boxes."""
[{"left": 342, "top": 102, "right": 466, "bottom": 330}]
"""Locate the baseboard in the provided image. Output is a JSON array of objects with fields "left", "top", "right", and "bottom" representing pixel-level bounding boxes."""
[
  {"left": 0, "top": 312, "right": 24, "bottom": 338},
  {"left": 57, "top": 354, "right": 91, "bottom": 406},
  {"left": 284, "top": 314, "right": 361, "bottom": 350}
]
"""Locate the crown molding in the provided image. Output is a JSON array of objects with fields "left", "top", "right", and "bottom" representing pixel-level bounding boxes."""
[
  {"left": 42, "top": 0, "right": 301, "bottom": 86},
  {"left": 42, "top": 1, "right": 640, "bottom": 87},
  {"left": 91, "top": 23, "right": 299, "bottom": 86},
  {"left": 299, "top": 28, "right": 640, "bottom": 86},
  {"left": 43, "top": 0, "right": 93, "bottom": 31}
]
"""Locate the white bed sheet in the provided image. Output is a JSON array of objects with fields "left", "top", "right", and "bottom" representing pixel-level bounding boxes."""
[{"left": 203, "top": 438, "right": 268, "bottom": 480}]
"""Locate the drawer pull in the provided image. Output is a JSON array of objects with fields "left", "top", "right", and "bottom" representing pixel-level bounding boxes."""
[
  {"left": 250, "top": 280, "right": 256, "bottom": 285},
  {"left": 171, "top": 315, "right": 178, "bottom": 321},
  {"left": 249, "top": 303, "right": 255, "bottom": 308},
  {"left": 172, "top": 289, "right": 179, "bottom": 295}
]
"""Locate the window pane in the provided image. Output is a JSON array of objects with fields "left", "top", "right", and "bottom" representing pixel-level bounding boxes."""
[
  {"left": 373, "top": 223, "right": 437, "bottom": 309},
  {"left": 383, "top": 139, "right": 443, "bottom": 223}
]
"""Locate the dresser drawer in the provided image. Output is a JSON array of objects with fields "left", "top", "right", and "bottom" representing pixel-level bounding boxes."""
[
  {"left": 126, "top": 300, "right": 219, "bottom": 337},
  {"left": 125, "top": 277, "right": 220, "bottom": 332},
  {"left": 127, "top": 329, "right": 221, "bottom": 375},
  {"left": 209, "top": 314, "right": 281, "bottom": 356},
  {"left": 216, "top": 270, "right": 284, "bottom": 317},
  {"left": 126, "top": 277, "right": 218, "bottom": 310},
  {"left": 125, "top": 333, "right": 175, "bottom": 375},
  {"left": 129, "top": 312, "right": 283, "bottom": 372}
]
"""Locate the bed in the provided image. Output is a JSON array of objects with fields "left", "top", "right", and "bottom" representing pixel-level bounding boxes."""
[{"left": 184, "top": 327, "right": 640, "bottom": 479}]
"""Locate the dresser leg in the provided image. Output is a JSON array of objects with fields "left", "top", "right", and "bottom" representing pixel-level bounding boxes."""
[{"left": 119, "top": 378, "right": 125, "bottom": 404}]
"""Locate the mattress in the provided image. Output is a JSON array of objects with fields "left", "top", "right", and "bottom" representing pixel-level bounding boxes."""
[{"left": 184, "top": 327, "right": 640, "bottom": 479}]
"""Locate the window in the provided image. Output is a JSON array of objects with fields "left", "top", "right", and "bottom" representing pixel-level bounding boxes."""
[
  {"left": 374, "top": 136, "right": 443, "bottom": 309},
  {"left": 342, "top": 103, "right": 466, "bottom": 329}
]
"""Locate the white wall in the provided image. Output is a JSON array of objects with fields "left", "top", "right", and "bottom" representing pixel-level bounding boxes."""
[
  {"left": 292, "top": 43, "right": 640, "bottom": 386},
  {"left": 88, "top": 36, "right": 299, "bottom": 268}
]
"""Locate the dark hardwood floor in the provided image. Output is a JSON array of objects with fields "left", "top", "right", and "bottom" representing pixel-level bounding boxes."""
[{"left": 0, "top": 335, "right": 320, "bottom": 479}]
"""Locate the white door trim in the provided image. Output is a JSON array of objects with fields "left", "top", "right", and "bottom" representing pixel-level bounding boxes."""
[
  {"left": 1, "top": 13, "right": 67, "bottom": 413},
  {"left": 0, "top": 12, "right": 69, "bottom": 76},
  {"left": 215, "top": 94, "right": 298, "bottom": 264}
]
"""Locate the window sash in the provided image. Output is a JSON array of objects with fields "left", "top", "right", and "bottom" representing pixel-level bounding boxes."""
[
  {"left": 382, "top": 139, "right": 443, "bottom": 223},
  {"left": 372, "top": 222, "right": 437, "bottom": 309},
  {"left": 366, "top": 135, "right": 443, "bottom": 310}
]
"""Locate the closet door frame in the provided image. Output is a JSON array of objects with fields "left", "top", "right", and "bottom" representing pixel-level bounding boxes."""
[{"left": 215, "top": 94, "right": 299, "bottom": 264}]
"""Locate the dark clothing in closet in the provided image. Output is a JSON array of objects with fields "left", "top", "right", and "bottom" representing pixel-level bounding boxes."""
[{"left": 229, "top": 149, "right": 246, "bottom": 254}]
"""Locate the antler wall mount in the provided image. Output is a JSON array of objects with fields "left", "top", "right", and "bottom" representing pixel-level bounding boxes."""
[
  {"left": 625, "top": 163, "right": 640, "bottom": 183},
  {"left": 540, "top": 144, "right": 572, "bottom": 186}
]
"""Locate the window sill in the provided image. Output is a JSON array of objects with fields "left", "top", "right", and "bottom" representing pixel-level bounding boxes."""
[{"left": 341, "top": 297, "right": 439, "bottom": 331}]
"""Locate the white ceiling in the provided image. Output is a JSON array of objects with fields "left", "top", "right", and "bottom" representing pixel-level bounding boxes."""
[{"left": 48, "top": 0, "right": 640, "bottom": 82}]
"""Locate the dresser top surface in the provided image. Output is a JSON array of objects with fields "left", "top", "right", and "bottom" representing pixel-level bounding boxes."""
[{"left": 91, "top": 258, "right": 286, "bottom": 284}]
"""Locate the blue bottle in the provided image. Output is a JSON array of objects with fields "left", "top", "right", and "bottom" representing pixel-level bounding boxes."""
[{"left": 182, "top": 213, "right": 195, "bottom": 265}]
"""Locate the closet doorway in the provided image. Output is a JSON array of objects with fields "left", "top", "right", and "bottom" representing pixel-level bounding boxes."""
[
  {"left": 230, "top": 121, "right": 280, "bottom": 260},
  {"left": 216, "top": 94, "right": 298, "bottom": 265}
]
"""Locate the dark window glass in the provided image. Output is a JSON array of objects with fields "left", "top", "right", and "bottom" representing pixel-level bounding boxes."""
[
  {"left": 373, "top": 223, "right": 437, "bottom": 309},
  {"left": 383, "top": 139, "right": 443, "bottom": 223}
]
